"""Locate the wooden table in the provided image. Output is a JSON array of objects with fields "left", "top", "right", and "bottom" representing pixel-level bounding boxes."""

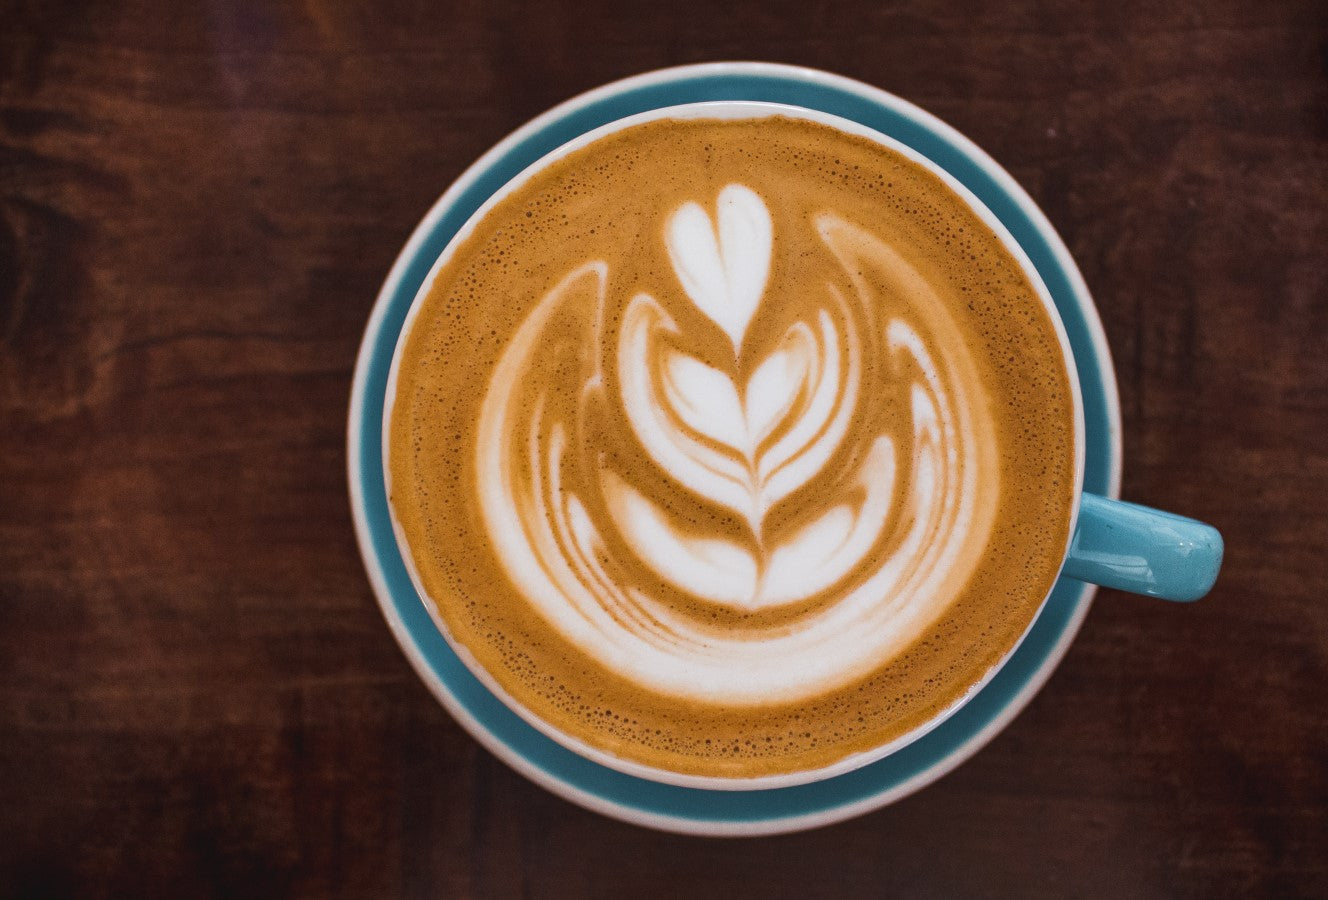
[{"left": 3, "top": 1, "right": 1324, "bottom": 896}]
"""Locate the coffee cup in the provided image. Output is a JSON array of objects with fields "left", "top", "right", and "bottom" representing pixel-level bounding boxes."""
[{"left": 352, "top": 63, "right": 1223, "bottom": 831}]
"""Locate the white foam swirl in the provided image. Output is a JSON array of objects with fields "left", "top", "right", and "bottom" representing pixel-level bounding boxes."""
[{"left": 475, "top": 185, "right": 1000, "bottom": 705}]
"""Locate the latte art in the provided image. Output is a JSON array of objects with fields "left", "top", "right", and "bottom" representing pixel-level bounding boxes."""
[
  {"left": 476, "top": 183, "right": 1000, "bottom": 704},
  {"left": 388, "top": 116, "right": 1076, "bottom": 778}
]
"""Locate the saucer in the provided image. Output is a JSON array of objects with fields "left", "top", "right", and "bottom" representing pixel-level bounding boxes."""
[{"left": 348, "top": 62, "right": 1122, "bottom": 836}]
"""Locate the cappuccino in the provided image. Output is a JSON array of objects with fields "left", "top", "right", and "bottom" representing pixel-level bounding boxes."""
[{"left": 388, "top": 114, "right": 1076, "bottom": 778}]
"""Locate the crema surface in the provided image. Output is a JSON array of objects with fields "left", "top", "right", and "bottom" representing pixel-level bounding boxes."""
[{"left": 388, "top": 116, "right": 1076, "bottom": 778}]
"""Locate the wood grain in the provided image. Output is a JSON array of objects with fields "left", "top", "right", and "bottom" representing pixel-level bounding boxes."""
[{"left": 2, "top": 0, "right": 1325, "bottom": 896}]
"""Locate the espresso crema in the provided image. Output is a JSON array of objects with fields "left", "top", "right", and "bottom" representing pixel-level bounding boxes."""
[{"left": 388, "top": 115, "right": 1077, "bottom": 778}]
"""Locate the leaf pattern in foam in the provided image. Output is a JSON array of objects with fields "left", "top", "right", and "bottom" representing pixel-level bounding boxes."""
[
  {"left": 660, "top": 351, "right": 747, "bottom": 454},
  {"left": 619, "top": 294, "right": 756, "bottom": 527},
  {"left": 744, "top": 327, "right": 813, "bottom": 446},
  {"left": 615, "top": 185, "right": 864, "bottom": 534},
  {"left": 757, "top": 309, "right": 859, "bottom": 512},
  {"left": 619, "top": 297, "right": 858, "bottom": 534},
  {"left": 659, "top": 333, "right": 810, "bottom": 461}
]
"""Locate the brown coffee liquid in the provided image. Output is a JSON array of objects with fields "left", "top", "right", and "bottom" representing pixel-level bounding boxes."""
[{"left": 388, "top": 116, "right": 1076, "bottom": 778}]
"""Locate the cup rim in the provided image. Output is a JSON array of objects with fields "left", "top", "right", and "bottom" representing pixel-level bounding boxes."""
[
  {"left": 348, "top": 61, "right": 1122, "bottom": 835},
  {"left": 379, "top": 98, "right": 1089, "bottom": 791}
]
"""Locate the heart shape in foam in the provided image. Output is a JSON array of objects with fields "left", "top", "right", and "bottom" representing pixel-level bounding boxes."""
[{"left": 665, "top": 183, "right": 773, "bottom": 351}]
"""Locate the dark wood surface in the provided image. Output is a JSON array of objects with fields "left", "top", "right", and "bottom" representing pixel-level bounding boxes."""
[{"left": 3, "top": 1, "right": 1325, "bottom": 896}]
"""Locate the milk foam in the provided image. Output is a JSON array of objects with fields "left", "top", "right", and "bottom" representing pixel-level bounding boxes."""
[
  {"left": 474, "top": 184, "right": 1000, "bottom": 704},
  {"left": 389, "top": 115, "right": 1077, "bottom": 777}
]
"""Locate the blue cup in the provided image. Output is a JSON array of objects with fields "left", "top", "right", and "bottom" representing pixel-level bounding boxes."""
[{"left": 349, "top": 62, "right": 1222, "bottom": 835}]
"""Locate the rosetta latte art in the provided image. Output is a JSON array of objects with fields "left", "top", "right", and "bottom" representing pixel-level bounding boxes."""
[{"left": 476, "top": 183, "right": 1002, "bottom": 706}]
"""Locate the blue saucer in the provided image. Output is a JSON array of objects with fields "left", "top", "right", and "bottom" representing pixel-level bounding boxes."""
[{"left": 348, "top": 62, "right": 1122, "bottom": 836}]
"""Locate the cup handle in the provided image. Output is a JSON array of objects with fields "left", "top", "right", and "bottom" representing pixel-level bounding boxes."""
[{"left": 1059, "top": 493, "right": 1223, "bottom": 602}]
